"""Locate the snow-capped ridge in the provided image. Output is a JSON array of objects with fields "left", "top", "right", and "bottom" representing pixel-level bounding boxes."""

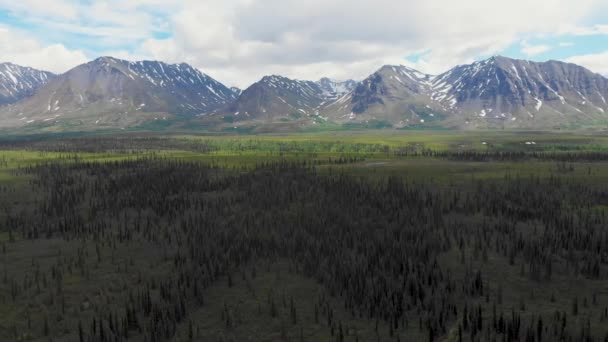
[{"left": 0, "top": 62, "right": 55, "bottom": 106}]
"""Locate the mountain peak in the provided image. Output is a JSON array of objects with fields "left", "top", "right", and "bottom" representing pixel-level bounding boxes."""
[
  {"left": 373, "top": 64, "right": 433, "bottom": 82},
  {"left": 474, "top": 55, "right": 539, "bottom": 69},
  {"left": 220, "top": 74, "right": 327, "bottom": 122},
  {"left": 430, "top": 56, "right": 608, "bottom": 127},
  {"left": 377, "top": 64, "right": 403, "bottom": 73},
  {"left": 0, "top": 61, "right": 53, "bottom": 74},
  {"left": 2, "top": 55, "right": 608, "bottom": 131},
  {"left": 91, "top": 56, "right": 124, "bottom": 65},
  {"left": 89, "top": 57, "right": 201, "bottom": 72},
  {"left": 0, "top": 56, "right": 237, "bottom": 129},
  {"left": 260, "top": 75, "right": 294, "bottom": 83}
]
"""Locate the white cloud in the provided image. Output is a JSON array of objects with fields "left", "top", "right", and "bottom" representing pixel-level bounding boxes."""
[
  {"left": 559, "top": 42, "right": 575, "bottom": 47},
  {"left": 0, "top": 26, "right": 88, "bottom": 73},
  {"left": 556, "top": 24, "right": 608, "bottom": 36},
  {"left": 0, "top": 0, "right": 79, "bottom": 20},
  {"left": 0, "top": 0, "right": 170, "bottom": 49},
  {"left": 0, "top": 0, "right": 606, "bottom": 87},
  {"left": 521, "top": 41, "right": 552, "bottom": 56},
  {"left": 566, "top": 51, "right": 608, "bottom": 75},
  {"left": 136, "top": 0, "right": 604, "bottom": 87}
]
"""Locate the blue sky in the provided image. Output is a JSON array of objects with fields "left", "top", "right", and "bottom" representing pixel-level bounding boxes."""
[
  {"left": 0, "top": 1, "right": 172, "bottom": 54},
  {"left": 499, "top": 33, "right": 608, "bottom": 62},
  {"left": 1, "top": 0, "right": 607, "bottom": 87}
]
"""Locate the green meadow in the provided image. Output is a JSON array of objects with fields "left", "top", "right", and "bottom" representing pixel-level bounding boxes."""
[{"left": 1, "top": 130, "right": 608, "bottom": 182}]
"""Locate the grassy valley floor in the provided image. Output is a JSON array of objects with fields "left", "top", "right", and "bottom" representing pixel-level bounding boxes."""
[{"left": 0, "top": 131, "right": 607, "bottom": 341}]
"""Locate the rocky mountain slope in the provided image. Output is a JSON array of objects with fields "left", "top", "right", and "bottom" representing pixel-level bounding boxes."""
[
  {"left": 230, "top": 87, "right": 243, "bottom": 96},
  {"left": 0, "top": 57, "right": 236, "bottom": 129},
  {"left": 322, "top": 65, "right": 446, "bottom": 127},
  {"left": 217, "top": 75, "right": 329, "bottom": 122},
  {"left": 0, "top": 63, "right": 54, "bottom": 106},
  {"left": 320, "top": 57, "right": 608, "bottom": 129},
  {"left": 431, "top": 56, "right": 608, "bottom": 128},
  {"left": 316, "top": 78, "right": 358, "bottom": 100},
  {"left": 2, "top": 55, "right": 608, "bottom": 132}
]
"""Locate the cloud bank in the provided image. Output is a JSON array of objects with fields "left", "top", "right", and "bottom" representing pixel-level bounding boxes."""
[{"left": 0, "top": 0, "right": 607, "bottom": 87}]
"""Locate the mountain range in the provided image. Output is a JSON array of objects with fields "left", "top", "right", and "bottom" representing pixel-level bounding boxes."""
[{"left": 1, "top": 55, "right": 607, "bottom": 132}]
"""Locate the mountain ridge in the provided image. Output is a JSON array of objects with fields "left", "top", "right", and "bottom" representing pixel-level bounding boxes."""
[
  {"left": 217, "top": 75, "right": 327, "bottom": 122},
  {"left": 430, "top": 56, "right": 608, "bottom": 128},
  {"left": 2, "top": 55, "right": 608, "bottom": 132},
  {"left": 0, "top": 56, "right": 236, "bottom": 129},
  {"left": 0, "top": 63, "right": 55, "bottom": 106}
]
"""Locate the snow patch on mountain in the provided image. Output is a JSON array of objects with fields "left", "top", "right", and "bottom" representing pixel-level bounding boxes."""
[{"left": 0, "top": 63, "right": 55, "bottom": 105}]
